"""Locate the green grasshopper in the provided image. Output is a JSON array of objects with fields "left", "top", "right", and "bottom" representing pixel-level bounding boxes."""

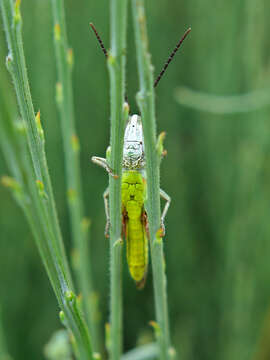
[{"left": 90, "top": 23, "right": 190, "bottom": 289}]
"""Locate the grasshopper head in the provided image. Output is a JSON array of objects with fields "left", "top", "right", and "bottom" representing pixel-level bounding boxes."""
[{"left": 123, "top": 114, "right": 145, "bottom": 169}]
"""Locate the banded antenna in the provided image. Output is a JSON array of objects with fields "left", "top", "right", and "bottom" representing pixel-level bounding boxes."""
[
  {"left": 90, "top": 23, "right": 191, "bottom": 89},
  {"left": 89, "top": 23, "right": 108, "bottom": 59},
  {"left": 154, "top": 27, "right": 191, "bottom": 88},
  {"left": 90, "top": 22, "right": 129, "bottom": 103}
]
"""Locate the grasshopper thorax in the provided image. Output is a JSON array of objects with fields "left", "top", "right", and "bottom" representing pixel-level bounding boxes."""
[{"left": 123, "top": 114, "right": 145, "bottom": 170}]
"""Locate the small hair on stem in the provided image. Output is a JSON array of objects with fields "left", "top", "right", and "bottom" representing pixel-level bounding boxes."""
[
  {"left": 89, "top": 22, "right": 108, "bottom": 59},
  {"left": 154, "top": 27, "right": 191, "bottom": 88}
]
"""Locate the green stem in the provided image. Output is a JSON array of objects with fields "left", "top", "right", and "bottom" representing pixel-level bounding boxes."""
[
  {"left": 50, "top": 0, "right": 100, "bottom": 351},
  {"left": 175, "top": 86, "right": 270, "bottom": 114},
  {"left": 0, "top": 1, "right": 93, "bottom": 359},
  {"left": 132, "top": 1, "right": 172, "bottom": 359},
  {"left": 107, "top": 0, "right": 128, "bottom": 359}
]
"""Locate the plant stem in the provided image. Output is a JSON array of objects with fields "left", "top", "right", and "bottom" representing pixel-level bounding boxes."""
[
  {"left": 0, "top": 1, "right": 93, "bottom": 358},
  {"left": 50, "top": 0, "right": 100, "bottom": 351},
  {"left": 132, "top": 1, "right": 172, "bottom": 359},
  {"left": 107, "top": 0, "right": 128, "bottom": 358},
  {"left": 175, "top": 86, "right": 270, "bottom": 114}
]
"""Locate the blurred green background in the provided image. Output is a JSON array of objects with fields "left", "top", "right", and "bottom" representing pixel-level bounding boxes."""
[{"left": 1, "top": 0, "right": 270, "bottom": 359}]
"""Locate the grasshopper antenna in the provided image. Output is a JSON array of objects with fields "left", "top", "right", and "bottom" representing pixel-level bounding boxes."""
[
  {"left": 89, "top": 22, "right": 108, "bottom": 59},
  {"left": 90, "top": 22, "right": 129, "bottom": 104},
  {"left": 154, "top": 27, "right": 191, "bottom": 88}
]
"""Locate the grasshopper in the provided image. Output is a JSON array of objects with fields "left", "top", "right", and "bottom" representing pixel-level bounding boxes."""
[{"left": 90, "top": 23, "right": 190, "bottom": 289}]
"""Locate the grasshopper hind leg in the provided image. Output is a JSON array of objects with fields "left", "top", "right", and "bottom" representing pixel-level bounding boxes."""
[{"left": 135, "top": 210, "right": 149, "bottom": 290}]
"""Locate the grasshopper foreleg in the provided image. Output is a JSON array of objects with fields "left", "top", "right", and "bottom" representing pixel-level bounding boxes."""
[
  {"left": 160, "top": 188, "right": 171, "bottom": 236},
  {"left": 103, "top": 187, "right": 110, "bottom": 238},
  {"left": 91, "top": 156, "right": 119, "bottom": 178}
]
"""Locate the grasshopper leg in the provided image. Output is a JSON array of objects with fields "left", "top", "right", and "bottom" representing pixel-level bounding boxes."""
[
  {"left": 160, "top": 188, "right": 171, "bottom": 236},
  {"left": 91, "top": 156, "right": 119, "bottom": 178},
  {"left": 103, "top": 187, "right": 110, "bottom": 238}
]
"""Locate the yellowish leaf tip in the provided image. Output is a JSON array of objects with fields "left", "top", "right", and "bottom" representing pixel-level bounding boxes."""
[
  {"left": 159, "top": 131, "right": 166, "bottom": 141},
  {"left": 1, "top": 176, "right": 20, "bottom": 191},
  {"left": 14, "top": 0, "right": 21, "bottom": 23},
  {"left": 65, "top": 290, "right": 75, "bottom": 302},
  {"left": 77, "top": 293, "right": 83, "bottom": 306},
  {"left": 149, "top": 320, "right": 161, "bottom": 337},
  {"left": 36, "top": 180, "right": 47, "bottom": 198},
  {"left": 108, "top": 54, "right": 115, "bottom": 65},
  {"left": 81, "top": 217, "right": 91, "bottom": 232},
  {"left": 15, "top": 0, "right": 21, "bottom": 8},
  {"left": 56, "top": 82, "right": 63, "bottom": 104},
  {"left": 105, "top": 322, "right": 111, "bottom": 350},
  {"left": 67, "top": 188, "right": 77, "bottom": 202},
  {"left": 35, "top": 110, "right": 44, "bottom": 139},
  {"left": 36, "top": 180, "right": 44, "bottom": 192},
  {"left": 157, "top": 131, "right": 167, "bottom": 156},
  {"left": 54, "top": 23, "right": 61, "bottom": 41},
  {"left": 35, "top": 110, "right": 41, "bottom": 124},
  {"left": 59, "top": 310, "right": 65, "bottom": 322},
  {"left": 156, "top": 227, "right": 164, "bottom": 241},
  {"left": 1, "top": 176, "right": 13, "bottom": 187},
  {"left": 67, "top": 48, "right": 74, "bottom": 67},
  {"left": 123, "top": 101, "right": 130, "bottom": 116},
  {"left": 149, "top": 320, "right": 159, "bottom": 329},
  {"left": 106, "top": 146, "right": 111, "bottom": 160},
  {"left": 71, "top": 134, "right": 80, "bottom": 152}
]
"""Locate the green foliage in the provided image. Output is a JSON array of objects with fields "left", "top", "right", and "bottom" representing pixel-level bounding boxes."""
[
  {"left": 0, "top": 0, "right": 93, "bottom": 358},
  {"left": 132, "top": 1, "right": 171, "bottom": 358},
  {"left": 50, "top": 0, "right": 100, "bottom": 352},
  {"left": 107, "top": 0, "right": 128, "bottom": 358},
  {"left": 1, "top": 0, "right": 270, "bottom": 360}
]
